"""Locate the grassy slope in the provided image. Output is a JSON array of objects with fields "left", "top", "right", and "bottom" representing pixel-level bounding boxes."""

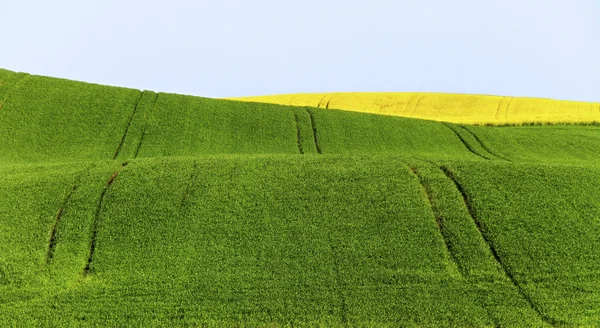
[
  {"left": 1, "top": 69, "right": 599, "bottom": 165},
  {"left": 452, "top": 162, "right": 600, "bottom": 326},
  {"left": 2, "top": 158, "right": 599, "bottom": 326},
  {"left": 464, "top": 125, "right": 600, "bottom": 163},
  {"left": 1, "top": 68, "right": 599, "bottom": 326},
  {"left": 230, "top": 92, "right": 600, "bottom": 125},
  {"left": 0, "top": 72, "right": 140, "bottom": 164}
]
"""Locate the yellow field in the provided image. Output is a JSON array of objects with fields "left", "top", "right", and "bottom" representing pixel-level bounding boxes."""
[{"left": 229, "top": 93, "right": 600, "bottom": 125}]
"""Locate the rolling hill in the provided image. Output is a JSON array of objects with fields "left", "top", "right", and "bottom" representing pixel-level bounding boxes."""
[{"left": 1, "top": 68, "right": 599, "bottom": 327}]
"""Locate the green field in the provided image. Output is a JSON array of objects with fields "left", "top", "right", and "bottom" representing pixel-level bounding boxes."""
[{"left": 1, "top": 68, "right": 599, "bottom": 327}]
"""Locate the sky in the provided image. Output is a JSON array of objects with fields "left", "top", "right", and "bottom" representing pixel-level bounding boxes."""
[{"left": 1, "top": 0, "right": 599, "bottom": 101}]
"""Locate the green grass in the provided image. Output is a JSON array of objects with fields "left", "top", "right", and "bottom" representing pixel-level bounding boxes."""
[
  {"left": 0, "top": 70, "right": 140, "bottom": 165},
  {"left": 1, "top": 68, "right": 599, "bottom": 326},
  {"left": 131, "top": 93, "right": 301, "bottom": 157},
  {"left": 463, "top": 124, "right": 600, "bottom": 163},
  {"left": 449, "top": 162, "right": 600, "bottom": 326}
]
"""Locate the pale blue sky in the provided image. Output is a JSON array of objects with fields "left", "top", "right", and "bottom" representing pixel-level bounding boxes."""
[{"left": 1, "top": 0, "right": 598, "bottom": 101}]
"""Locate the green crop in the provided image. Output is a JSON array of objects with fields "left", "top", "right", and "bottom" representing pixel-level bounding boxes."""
[{"left": 1, "top": 68, "right": 599, "bottom": 326}]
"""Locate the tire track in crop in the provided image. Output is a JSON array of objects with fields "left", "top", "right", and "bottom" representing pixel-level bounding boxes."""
[
  {"left": 401, "top": 95, "right": 415, "bottom": 115},
  {"left": 494, "top": 96, "right": 514, "bottom": 123},
  {"left": 46, "top": 164, "right": 95, "bottom": 265},
  {"left": 504, "top": 97, "right": 513, "bottom": 122},
  {"left": 325, "top": 98, "right": 331, "bottom": 109},
  {"left": 409, "top": 166, "right": 463, "bottom": 276},
  {"left": 306, "top": 108, "right": 322, "bottom": 154},
  {"left": 46, "top": 185, "right": 78, "bottom": 264},
  {"left": 409, "top": 94, "right": 425, "bottom": 116},
  {"left": 442, "top": 123, "right": 491, "bottom": 160},
  {"left": 328, "top": 234, "right": 349, "bottom": 327},
  {"left": 458, "top": 125, "right": 511, "bottom": 161},
  {"left": 0, "top": 74, "right": 29, "bottom": 111},
  {"left": 134, "top": 93, "right": 159, "bottom": 158},
  {"left": 440, "top": 166, "right": 561, "bottom": 326},
  {"left": 83, "top": 162, "right": 128, "bottom": 276},
  {"left": 113, "top": 92, "right": 143, "bottom": 160},
  {"left": 317, "top": 96, "right": 327, "bottom": 109},
  {"left": 494, "top": 97, "right": 507, "bottom": 121},
  {"left": 292, "top": 111, "right": 304, "bottom": 154}
]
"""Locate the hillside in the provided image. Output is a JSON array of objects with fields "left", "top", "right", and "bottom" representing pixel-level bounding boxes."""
[
  {"left": 1, "top": 68, "right": 600, "bottom": 327},
  {"left": 231, "top": 92, "right": 600, "bottom": 125}
]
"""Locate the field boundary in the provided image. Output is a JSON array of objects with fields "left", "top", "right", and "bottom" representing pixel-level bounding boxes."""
[
  {"left": 83, "top": 162, "right": 128, "bottom": 276},
  {"left": 410, "top": 166, "right": 463, "bottom": 276},
  {"left": 477, "top": 121, "right": 600, "bottom": 127},
  {"left": 440, "top": 166, "right": 559, "bottom": 326},
  {"left": 306, "top": 108, "right": 322, "bottom": 154},
  {"left": 134, "top": 93, "right": 159, "bottom": 158},
  {"left": 113, "top": 92, "right": 143, "bottom": 160}
]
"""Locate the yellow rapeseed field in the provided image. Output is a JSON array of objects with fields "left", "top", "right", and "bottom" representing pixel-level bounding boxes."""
[{"left": 229, "top": 93, "right": 600, "bottom": 125}]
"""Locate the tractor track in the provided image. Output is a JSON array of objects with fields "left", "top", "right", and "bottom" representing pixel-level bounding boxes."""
[
  {"left": 134, "top": 93, "right": 159, "bottom": 158},
  {"left": 440, "top": 166, "right": 561, "bottom": 327},
  {"left": 46, "top": 185, "right": 78, "bottom": 264},
  {"left": 442, "top": 123, "right": 491, "bottom": 160},
  {"left": 113, "top": 92, "right": 143, "bottom": 160},
  {"left": 306, "top": 108, "right": 322, "bottom": 154},
  {"left": 409, "top": 166, "right": 463, "bottom": 276},
  {"left": 292, "top": 110, "right": 304, "bottom": 154},
  {"left": 83, "top": 162, "right": 128, "bottom": 276}
]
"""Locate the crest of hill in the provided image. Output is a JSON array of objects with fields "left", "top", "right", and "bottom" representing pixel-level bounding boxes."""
[
  {"left": 230, "top": 92, "right": 600, "bottom": 125},
  {"left": 1, "top": 68, "right": 600, "bottom": 165}
]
